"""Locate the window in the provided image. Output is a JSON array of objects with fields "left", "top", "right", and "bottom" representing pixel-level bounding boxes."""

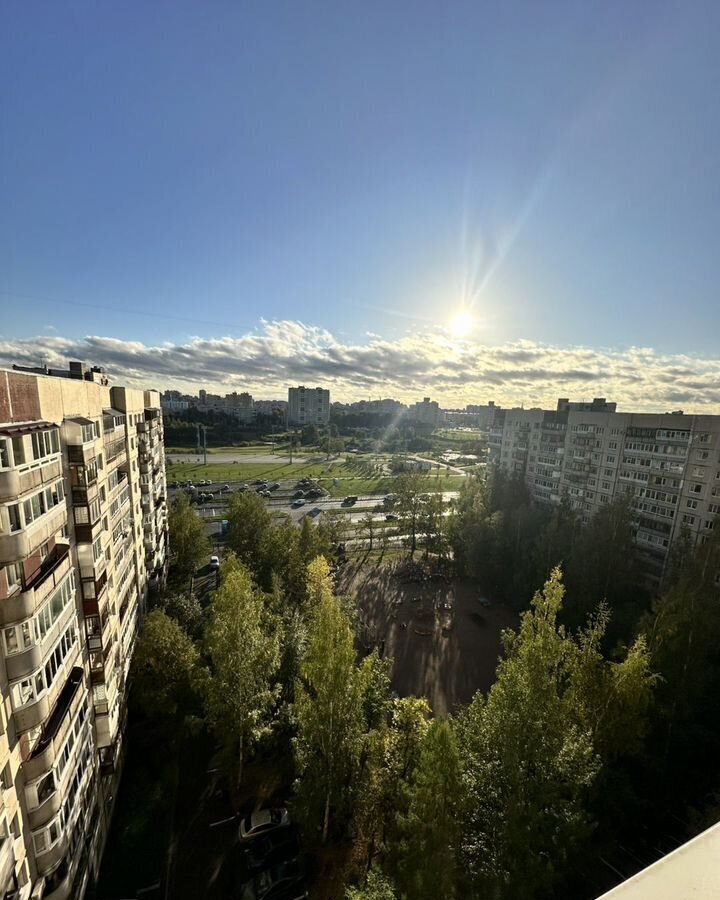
[
  {"left": 682, "top": 514, "right": 696, "bottom": 526},
  {"left": 686, "top": 498, "right": 699, "bottom": 509},
  {"left": 690, "top": 483, "right": 703, "bottom": 494},
  {"left": 92, "top": 535, "right": 103, "bottom": 563},
  {"left": 31, "top": 429, "right": 59, "bottom": 461},
  {"left": 11, "top": 436, "right": 25, "bottom": 465},
  {"left": 7, "top": 505, "right": 21, "bottom": 532},
  {"left": 0, "top": 439, "right": 8, "bottom": 469},
  {"left": 2, "top": 562, "right": 22, "bottom": 591}
]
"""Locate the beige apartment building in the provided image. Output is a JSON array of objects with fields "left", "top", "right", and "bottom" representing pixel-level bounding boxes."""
[
  {"left": 491, "top": 398, "right": 720, "bottom": 582},
  {"left": 0, "top": 363, "right": 168, "bottom": 899}
]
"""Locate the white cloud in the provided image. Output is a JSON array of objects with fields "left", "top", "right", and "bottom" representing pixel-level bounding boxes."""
[{"left": 1, "top": 320, "right": 720, "bottom": 412}]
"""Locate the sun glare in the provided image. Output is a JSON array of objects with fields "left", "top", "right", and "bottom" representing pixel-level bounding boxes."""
[{"left": 449, "top": 309, "right": 473, "bottom": 338}]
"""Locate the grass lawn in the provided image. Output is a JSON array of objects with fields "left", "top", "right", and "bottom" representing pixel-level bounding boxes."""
[
  {"left": 167, "top": 458, "right": 466, "bottom": 496},
  {"left": 165, "top": 443, "right": 284, "bottom": 455},
  {"left": 433, "top": 429, "right": 485, "bottom": 442}
]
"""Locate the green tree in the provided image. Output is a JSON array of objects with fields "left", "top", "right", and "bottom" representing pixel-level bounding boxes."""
[
  {"left": 226, "top": 491, "right": 274, "bottom": 580},
  {"left": 200, "top": 557, "right": 281, "bottom": 786},
  {"left": 458, "top": 568, "right": 655, "bottom": 898},
  {"left": 458, "top": 569, "right": 599, "bottom": 899},
  {"left": 395, "top": 472, "right": 424, "bottom": 555},
  {"left": 168, "top": 491, "right": 210, "bottom": 583},
  {"left": 359, "top": 510, "right": 377, "bottom": 551},
  {"left": 131, "top": 610, "right": 199, "bottom": 718},
  {"left": 294, "top": 557, "right": 364, "bottom": 842},
  {"left": 346, "top": 869, "right": 397, "bottom": 900},
  {"left": 395, "top": 719, "right": 461, "bottom": 900},
  {"left": 419, "top": 492, "right": 449, "bottom": 565}
]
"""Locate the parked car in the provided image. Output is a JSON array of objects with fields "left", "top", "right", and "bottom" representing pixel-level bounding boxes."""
[
  {"left": 240, "top": 857, "right": 305, "bottom": 900},
  {"left": 292, "top": 490, "right": 305, "bottom": 499},
  {"left": 269, "top": 482, "right": 280, "bottom": 491},
  {"left": 210, "top": 555, "right": 220, "bottom": 571},
  {"left": 385, "top": 513, "right": 399, "bottom": 521},
  {"left": 239, "top": 808, "right": 290, "bottom": 842},
  {"left": 206, "top": 493, "right": 215, "bottom": 501},
  {"left": 244, "top": 827, "right": 301, "bottom": 872},
  {"left": 221, "top": 484, "right": 231, "bottom": 492},
  {"left": 238, "top": 483, "right": 249, "bottom": 491},
  {"left": 305, "top": 489, "right": 323, "bottom": 499},
  {"left": 342, "top": 496, "right": 358, "bottom": 505},
  {"left": 292, "top": 499, "right": 306, "bottom": 508}
]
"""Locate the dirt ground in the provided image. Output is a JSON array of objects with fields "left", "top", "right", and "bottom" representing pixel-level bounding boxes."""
[{"left": 336, "top": 561, "right": 518, "bottom": 715}]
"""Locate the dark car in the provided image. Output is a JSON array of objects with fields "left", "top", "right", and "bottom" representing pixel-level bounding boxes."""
[
  {"left": 244, "top": 827, "right": 301, "bottom": 872},
  {"left": 292, "top": 490, "right": 305, "bottom": 499},
  {"left": 239, "top": 856, "right": 306, "bottom": 900}
]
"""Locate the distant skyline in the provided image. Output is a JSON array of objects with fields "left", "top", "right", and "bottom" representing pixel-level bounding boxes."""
[{"left": 2, "top": 2, "right": 719, "bottom": 408}]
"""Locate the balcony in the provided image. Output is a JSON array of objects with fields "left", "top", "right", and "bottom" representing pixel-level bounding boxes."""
[
  {"left": 0, "top": 543, "right": 71, "bottom": 625},
  {"left": 0, "top": 506, "right": 68, "bottom": 565},
  {"left": 0, "top": 455, "right": 62, "bottom": 503},
  {"left": 6, "top": 602, "right": 77, "bottom": 682},
  {"left": 13, "top": 642, "right": 82, "bottom": 734}
]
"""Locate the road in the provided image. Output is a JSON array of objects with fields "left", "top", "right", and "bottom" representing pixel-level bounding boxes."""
[{"left": 167, "top": 481, "right": 459, "bottom": 538}]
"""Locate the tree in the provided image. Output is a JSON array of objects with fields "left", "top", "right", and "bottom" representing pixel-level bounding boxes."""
[
  {"left": 395, "top": 719, "right": 461, "bottom": 900},
  {"left": 419, "top": 492, "right": 449, "bottom": 565},
  {"left": 395, "top": 472, "right": 424, "bottom": 556},
  {"left": 346, "top": 869, "right": 397, "bottom": 900},
  {"left": 294, "top": 557, "right": 364, "bottom": 842},
  {"left": 457, "top": 568, "right": 655, "bottom": 898},
  {"left": 458, "top": 570, "right": 598, "bottom": 899},
  {"left": 360, "top": 511, "right": 376, "bottom": 551},
  {"left": 168, "top": 491, "right": 210, "bottom": 583},
  {"left": 200, "top": 557, "right": 281, "bottom": 787},
  {"left": 301, "top": 423, "right": 320, "bottom": 446},
  {"left": 131, "top": 610, "right": 199, "bottom": 718},
  {"left": 354, "top": 698, "right": 430, "bottom": 870},
  {"left": 225, "top": 491, "right": 275, "bottom": 585}
]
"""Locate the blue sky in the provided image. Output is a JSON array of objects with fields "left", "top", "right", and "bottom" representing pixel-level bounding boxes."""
[{"left": 1, "top": 1, "right": 719, "bottom": 406}]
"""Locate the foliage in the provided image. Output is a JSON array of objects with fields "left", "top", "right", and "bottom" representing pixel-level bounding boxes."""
[
  {"left": 131, "top": 610, "right": 199, "bottom": 718},
  {"left": 345, "top": 869, "right": 397, "bottom": 900},
  {"left": 394, "top": 719, "right": 461, "bottom": 900},
  {"left": 293, "top": 557, "right": 365, "bottom": 842},
  {"left": 199, "top": 556, "right": 281, "bottom": 786},
  {"left": 167, "top": 491, "right": 210, "bottom": 582},
  {"left": 457, "top": 568, "right": 655, "bottom": 899}
]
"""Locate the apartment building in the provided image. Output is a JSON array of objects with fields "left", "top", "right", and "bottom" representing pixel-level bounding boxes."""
[
  {"left": 0, "top": 363, "right": 168, "bottom": 899},
  {"left": 492, "top": 398, "right": 720, "bottom": 582},
  {"left": 287, "top": 387, "right": 330, "bottom": 426}
]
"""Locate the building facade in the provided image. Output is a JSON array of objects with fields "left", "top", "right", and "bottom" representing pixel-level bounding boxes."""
[
  {"left": 0, "top": 365, "right": 168, "bottom": 899},
  {"left": 490, "top": 398, "right": 720, "bottom": 583},
  {"left": 287, "top": 387, "right": 330, "bottom": 426}
]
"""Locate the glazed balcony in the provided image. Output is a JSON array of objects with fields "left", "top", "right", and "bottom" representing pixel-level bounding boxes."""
[
  {"left": 13, "top": 642, "right": 82, "bottom": 734},
  {"left": 0, "top": 834, "right": 15, "bottom": 898},
  {"left": 0, "top": 506, "right": 68, "bottom": 566},
  {"left": 0, "top": 543, "right": 71, "bottom": 625},
  {"left": 0, "top": 455, "right": 62, "bottom": 503},
  {"left": 5, "top": 601, "right": 77, "bottom": 682}
]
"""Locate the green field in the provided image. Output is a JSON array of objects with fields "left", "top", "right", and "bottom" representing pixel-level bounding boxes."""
[
  {"left": 166, "top": 458, "right": 465, "bottom": 497},
  {"left": 433, "top": 429, "right": 485, "bottom": 443}
]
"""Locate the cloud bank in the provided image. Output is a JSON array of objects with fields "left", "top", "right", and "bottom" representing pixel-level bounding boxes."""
[{"left": 1, "top": 321, "right": 719, "bottom": 413}]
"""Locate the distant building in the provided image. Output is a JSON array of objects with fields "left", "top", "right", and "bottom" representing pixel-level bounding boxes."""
[
  {"left": 409, "top": 397, "right": 440, "bottom": 426},
  {"left": 288, "top": 386, "right": 330, "bottom": 426},
  {"left": 254, "top": 399, "right": 287, "bottom": 417}
]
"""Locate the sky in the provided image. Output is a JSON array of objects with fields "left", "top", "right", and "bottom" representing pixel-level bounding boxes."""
[{"left": 1, "top": 1, "right": 719, "bottom": 410}]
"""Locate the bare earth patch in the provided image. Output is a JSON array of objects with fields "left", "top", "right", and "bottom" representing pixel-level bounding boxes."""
[{"left": 336, "top": 561, "right": 518, "bottom": 716}]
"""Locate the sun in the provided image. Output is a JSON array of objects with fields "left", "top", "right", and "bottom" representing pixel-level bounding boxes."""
[{"left": 449, "top": 309, "right": 474, "bottom": 338}]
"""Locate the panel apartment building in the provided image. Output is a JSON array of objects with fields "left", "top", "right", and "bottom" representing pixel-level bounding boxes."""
[
  {"left": 0, "top": 363, "right": 168, "bottom": 899},
  {"left": 490, "top": 397, "right": 720, "bottom": 582},
  {"left": 287, "top": 386, "right": 330, "bottom": 426}
]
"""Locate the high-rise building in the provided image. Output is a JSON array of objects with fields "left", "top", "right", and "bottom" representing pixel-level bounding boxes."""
[
  {"left": 0, "top": 363, "right": 168, "bottom": 899},
  {"left": 408, "top": 397, "right": 440, "bottom": 426},
  {"left": 490, "top": 397, "right": 720, "bottom": 584},
  {"left": 287, "top": 387, "right": 330, "bottom": 426}
]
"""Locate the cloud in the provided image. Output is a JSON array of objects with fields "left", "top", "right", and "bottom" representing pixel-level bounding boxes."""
[{"left": 2, "top": 321, "right": 720, "bottom": 412}]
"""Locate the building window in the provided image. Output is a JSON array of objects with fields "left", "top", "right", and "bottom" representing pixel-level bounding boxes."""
[
  {"left": 686, "top": 498, "right": 699, "bottom": 509},
  {"left": 0, "top": 439, "right": 9, "bottom": 469}
]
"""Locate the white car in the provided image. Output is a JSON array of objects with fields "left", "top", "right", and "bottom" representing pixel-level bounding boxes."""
[
  {"left": 239, "top": 807, "right": 290, "bottom": 841},
  {"left": 210, "top": 555, "right": 220, "bottom": 571}
]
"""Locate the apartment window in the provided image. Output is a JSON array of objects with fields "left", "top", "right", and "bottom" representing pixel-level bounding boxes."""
[
  {"left": 0, "top": 439, "right": 8, "bottom": 469},
  {"left": 609, "top": 441, "right": 618, "bottom": 449},
  {"left": 704, "top": 520, "right": 715, "bottom": 530},
  {"left": 607, "top": 455, "right": 616, "bottom": 463},
  {"left": 2, "top": 562, "right": 22, "bottom": 591},
  {"left": 699, "top": 433, "right": 711, "bottom": 443},
  {"left": 6, "top": 504, "right": 21, "bottom": 533},
  {"left": 92, "top": 535, "right": 103, "bottom": 563},
  {"left": 11, "top": 436, "right": 25, "bottom": 465},
  {"left": 692, "top": 467, "right": 706, "bottom": 478},
  {"left": 690, "top": 483, "right": 703, "bottom": 494},
  {"left": 686, "top": 498, "right": 699, "bottom": 509},
  {"left": 696, "top": 450, "right": 710, "bottom": 460},
  {"left": 708, "top": 503, "right": 720, "bottom": 514},
  {"left": 682, "top": 514, "right": 696, "bottom": 526},
  {"left": 0, "top": 763, "right": 11, "bottom": 791},
  {"left": 31, "top": 429, "right": 60, "bottom": 460}
]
